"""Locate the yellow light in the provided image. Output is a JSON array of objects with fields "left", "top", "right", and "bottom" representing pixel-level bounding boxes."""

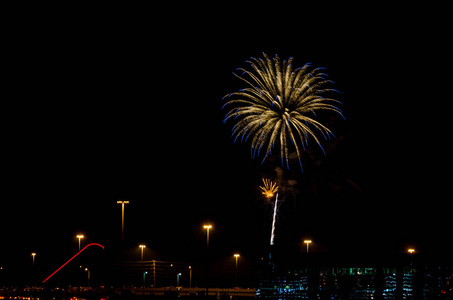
[
  {"left": 303, "top": 240, "right": 312, "bottom": 253},
  {"left": 408, "top": 248, "right": 415, "bottom": 254},
  {"left": 259, "top": 178, "right": 278, "bottom": 198},
  {"left": 265, "top": 191, "right": 274, "bottom": 198},
  {"left": 77, "top": 235, "right": 84, "bottom": 239},
  {"left": 117, "top": 201, "right": 129, "bottom": 204},
  {"left": 31, "top": 253, "right": 36, "bottom": 257},
  {"left": 234, "top": 253, "right": 240, "bottom": 258},
  {"left": 203, "top": 225, "right": 212, "bottom": 229},
  {"left": 139, "top": 245, "right": 146, "bottom": 249}
]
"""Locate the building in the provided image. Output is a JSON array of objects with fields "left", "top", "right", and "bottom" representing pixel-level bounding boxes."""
[{"left": 257, "top": 253, "right": 453, "bottom": 299}]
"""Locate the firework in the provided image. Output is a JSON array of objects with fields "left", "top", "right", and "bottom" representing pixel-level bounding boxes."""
[
  {"left": 223, "top": 53, "right": 343, "bottom": 169},
  {"left": 259, "top": 178, "right": 279, "bottom": 246},
  {"left": 269, "top": 192, "right": 278, "bottom": 246},
  {"left": 259, "top": 178, "right": 278, "bottom": 198}
]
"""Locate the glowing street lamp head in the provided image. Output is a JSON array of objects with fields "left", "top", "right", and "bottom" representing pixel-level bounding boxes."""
[
  {"left": 304, "top": 240, "right": 312, "bottom": 245},
  {"left": 139, "top": 244, "right": 146, "bottom": 249},
  {"left": 408, "top": 248, "right": 415, "bottom": 254},
  {"left": 31, "top": 253, "right": 36, "bottom": 257},
  {"left": 203, "top": 225, "right": 212, "bottom": 230},
  {"left": 234, "top": 253, "right": 240, "bottom": 258},
  {"left": 117, "top": 201, "right": 129, "bottom": 204},
  {"left": 77, "top": 235, "right": 84, "bottom": 239},
  {"left": 259, "top": 178, "right": 278, "bottom": 198}
]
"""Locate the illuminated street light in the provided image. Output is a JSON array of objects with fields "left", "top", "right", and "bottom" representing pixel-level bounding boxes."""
[
  {"left": 234, "top": 254, "right": 240, "bottom": 287},
  {"left": 85, "top": 267, "right": 90, "bottom": 287},
  {"left": 31, "top": 253, "right": 36, "bottom": 266},
  {"left": 139, "top": 244, "right": 146, "bottom": 261},
  {"left": 408, "top": 248, "right": 415, "bottom": 254},
  {"left": 77, "top": 235, "right": 84, "bottom": 251},
  {"left": 177, "top": 272, "right": 182, "bottom": 286},
  {"left": 139, "top": 244, "right": 146, "bottom": 287},
  {"left": 189, "top": 266, "right": 192, "bottom": 288},
  {"left": 203, "top": 225, "right": 212, "bottom": 248},
  {"left": 143, "top": 271, "right": 148, "bottom": 287},
  {"left": 203, "top": 224, "right": 212, "bottom": 295},
  {"left": 117, "top": 201, "right": 129, "bottom": 240},
  {"left": 304, "top": 240, "right": 312, "bottom": 253}
]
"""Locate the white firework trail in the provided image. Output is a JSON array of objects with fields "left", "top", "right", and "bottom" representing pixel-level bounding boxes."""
[{"left": 270, "top": 193, "right": 278, "bottom": 246}]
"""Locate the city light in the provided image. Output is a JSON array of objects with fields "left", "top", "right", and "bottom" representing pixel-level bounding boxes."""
[
  {"left": 203, "top": 225, "right": 212, "bottom": 247},
  {"left": 408, "top": 248, "right": 415, "bottom": 254},
  {"left": 139, "top": 244, "right": 146, "bottom": 261},
  {"left": 304, "top": 240, "right": 312, "bottom": 253},
  {"left": 76, "top": 235, "right": 84, "bottom": 251},
  {"left": 234, "top": 253, "right": 240, "bottom": 287},
  {"left": 117, "top": 201, "right": 129, "bottom": 240}
]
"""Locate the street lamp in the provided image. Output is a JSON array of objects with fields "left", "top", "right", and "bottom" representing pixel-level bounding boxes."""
[
  {"left": 84, "top": 267, "right": 90, "bottom": 287},
  {"left": 139, "top": 245, "right": 146, "bottom": 261},
  {"left": 203, "top": 225, "right": 212, "bottom": 295},
  {"left": 117, "top": 200, "right": 129, "bottom": 240},
  {"left": 203, "top": 225, "right": 212, "bottom": 248},
  {"left": 77, "top": 235, "right": 84, "bottom": 251},
  {"left": 234, "top": 254, "right": 240, "bottom": 287},
  {"left": 139, "top": 245, "right": 146, "bottom": 288},
  {"left": 177, "top": 273, "right": 182, "bottom": 287},
  {"left": 143, "top": 271, "right": 148, "bottom": 287},
  {"left": 31, "top": 253, "right": 36, "bottom": 266},
  {"left": 189, "top": 266, "right": 192, "bottom": 288},
  {"left": 304, "top": 240, "right": 312, "bottom": 253},
  {"left": 408, "top": 248, "right": 415, "bottom": 254}
]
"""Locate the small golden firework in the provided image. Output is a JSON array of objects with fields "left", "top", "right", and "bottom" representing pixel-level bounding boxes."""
[{"left": 259, "top": 178, "right": 278, "bottom": 198}]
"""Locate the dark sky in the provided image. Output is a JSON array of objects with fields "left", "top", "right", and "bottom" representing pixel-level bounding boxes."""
[{"left": 2, "top": 4, "right": 451, "bottom": 284}]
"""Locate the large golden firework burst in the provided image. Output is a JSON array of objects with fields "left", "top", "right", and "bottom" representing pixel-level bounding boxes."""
[{"left": 223, "top": 53, "right": 343, "bottom": 169}]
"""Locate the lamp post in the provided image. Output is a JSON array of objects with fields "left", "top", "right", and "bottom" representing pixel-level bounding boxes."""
[
  {"left": 84, "top": 267, "right": 90, "bottom": 287},
  {"left": 31, "top": 253, "right": 36, "bottom": 266},
  {"left": 408, "top": 248, "right": 415, "bottom": 254},
  {"left": 234, "top": 254, "right": 240, "bottom": 287},
  {"left": 143, "top": 271, "right": 148, "bottom": 287},
  {"left": 139, "top": 245, "right": 146, "bottom": 287},
  {"left": 139, "top": 245, "right": 146, "bottom": 261},
  {"left": 77, "top": 235, "right": 84, "bottom": 251},
  {"left": 189, "top": 266, "right": 192, "bottom": 288},
  {"left": 304, "top": 240, "right": 312, "bottom": 253},
  {"left": 177, "top": 273, "right": 182, "bottom": 287},
  {"left": 203, "top": 225, "right": 212, "bottom": 248},
  {"left": 203, "top": 224, "right": 212, "bottom": 296},
  {"left": 117, "top": 201, "right": 129, "bottom": 240},
  {"left": 117, "top": 200, "right": 129, "bottom": 295}
]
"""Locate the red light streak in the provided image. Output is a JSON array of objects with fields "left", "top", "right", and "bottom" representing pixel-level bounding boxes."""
[{"left": 42, "top": 243, "right": 104, "bottom": 283}]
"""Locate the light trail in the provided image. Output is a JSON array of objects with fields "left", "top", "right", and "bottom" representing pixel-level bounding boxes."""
[
  {"left": 42, "top": 243, "right": 104, "bottom": 283},
  {"left": 270, "top": 193, "right": 278, "bottom": 246}
]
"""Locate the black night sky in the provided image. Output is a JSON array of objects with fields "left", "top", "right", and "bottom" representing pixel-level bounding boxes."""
[{"left": 1, "top": 4, "right": 451, "bottom": 285}]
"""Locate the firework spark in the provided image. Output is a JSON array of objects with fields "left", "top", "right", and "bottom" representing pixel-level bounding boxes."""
[
  {"left": 269, "top": 192, "right": 278, "bottom": 246},
  {"left": 259, "top": 178, "right": 279, "bottom": 246},
  {"left": 223, "top": 53, "right": 343, "bottom": 169},
  {"left": 259, "top": 178, "right": 278, "bottom": 198}
]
